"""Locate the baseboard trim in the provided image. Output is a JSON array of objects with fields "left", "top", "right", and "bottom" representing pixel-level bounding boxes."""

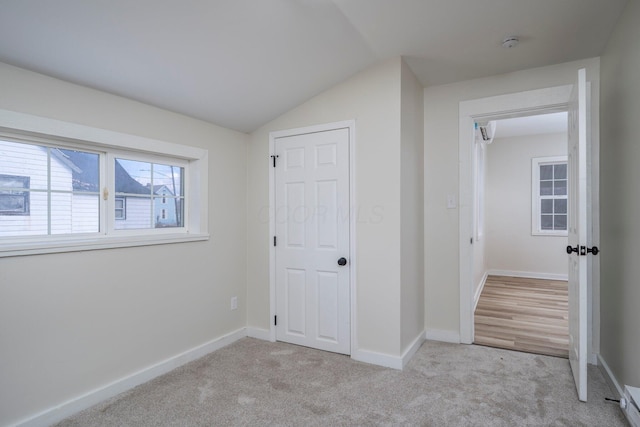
[
  {"left": 474, "top": 271, "right": 489, "bottom": 311},
  {"left": 597, "top": 353, "right": 624, "bottom": 398},
  {"left": 425, "top": 329, "right": 461, "bottom": 344},
  {"left": 351, "top": 348, "right": 403, "bottom": 370},
  {"left": 487, "top": 269, "right": 568, "bottom": 281},
  {"left": 246, "top": 327, "right": 271, "bottom": 341},
  {"left": 15, "top": 327, "right": 247, "bottom": 427},
  {"left": 401, "top": 331, "right": 426, "bottom": 369}
]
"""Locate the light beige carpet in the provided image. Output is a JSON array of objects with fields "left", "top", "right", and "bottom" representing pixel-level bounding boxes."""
[{"left": 57, "top": 338, "right": 626, "bottom": 426}]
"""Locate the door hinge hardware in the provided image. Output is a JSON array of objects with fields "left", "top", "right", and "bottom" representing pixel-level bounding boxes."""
[
  {"left": 273, "top": 236, "right": 277, "bottom": 247},
  {"left": 271, "top": 155, "right": 279, "bottom": 167},
  {"left": 102, "top": 187, "right": 109, "bottom": 201},
  {"left": 274, "top": 315, "right": 277, "bottom": 326},
  {"left": 470, "top": 237, "right": 473, "bottom": 244}
]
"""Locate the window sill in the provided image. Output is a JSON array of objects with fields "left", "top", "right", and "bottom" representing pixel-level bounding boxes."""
[
  {"left": 0, "top": 233, "right": 210, "bottom": 258},
  {"left": 531, "top": 231, "right": 568, "bottom": 237}
]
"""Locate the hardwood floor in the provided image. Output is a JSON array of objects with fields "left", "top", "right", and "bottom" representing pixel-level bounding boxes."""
[{"left": 474, "top": 275, "right": 569, "bottom": 358}]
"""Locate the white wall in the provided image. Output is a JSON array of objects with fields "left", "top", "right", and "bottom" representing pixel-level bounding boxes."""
[
  {"left": 400, "top": 60, "right": 425, "bottom": 352},
  {"left": 0, "top": 62, "right": 248, "bottom": 426},
  {"left": 485, "top": 132, "right": 568, "bottom": 276},
  {"left": 600, "top": 0, "right": 640, "bottom": 388},
  {"left": 424, "top": 57, "right": 600, "bottom": 337},
  {"left": 247, "top": 57, "right": 406, "bottom": 357}
]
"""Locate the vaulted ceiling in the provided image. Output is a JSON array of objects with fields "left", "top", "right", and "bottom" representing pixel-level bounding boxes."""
[{"left": 0, "top": 0, "right": 627, "bottom": 132}]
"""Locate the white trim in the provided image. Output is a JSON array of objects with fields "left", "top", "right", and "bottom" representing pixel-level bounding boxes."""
[
  {"left": 487, "top": 269, "right": 569, "bottom": 282},
  {"left": 459, "top": 85, "right": 573, "bottom": 344},
  {"left": 0, "top": 110, "right": 205, "bottom": 159},
  {"left": 268, "top": 120, "right": 357, "bottom": 353},
  {"left": 0, "top": 233, "right": 209, "bottom": 258},
  {"left": 597, "top": 354, "right": 624, "bottom": 398},
  {"left": 401, "top": 331, "right": 426, "bottom": 368},
  {"left": 14, "top": 328, "right": 247, "bottom": 427},
  {"left": 343, "top": 331, "right": 425, "bottom": 370},
  {"left": 246, "top": 327, "right": 271, "bottom": 341},
  {"left": 351, "top": 348, "right": 403, "bottom": 370},
  {"left": 473, "top": 271, "right": 489, "bottom": 311},
  {"left": 425, "top": 329, "right": 461, "bottom": 344}
]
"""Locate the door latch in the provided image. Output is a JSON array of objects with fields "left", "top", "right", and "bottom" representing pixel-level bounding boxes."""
[{"left": 566, "top": 245, "right": 578, "bottom": 254}]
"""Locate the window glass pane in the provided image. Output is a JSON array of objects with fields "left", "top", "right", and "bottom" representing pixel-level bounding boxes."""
[
  {"left": 114, "top": 195, "right": 152, "bottom": 230},
  {"left": 0, "top": 140, "right": 48, "bottom": 190},
  {"left": 153, "top": 163, "right": 184, "bottom": 197},
  {"left": 554, "top": 164, "right": 567, "bottom": 180},
  {"left": 50, "top": 192, "right": 72, "bottom": 234},
  {"left": 554, "top": 214, "right": 567, "bottom": 230},
  {"left": 67, "top": 194, "right": 100, "bottom": 233},
  {"left": 0, "top": 190, "right": 47, "bottom": 237},
  {"left": 541, "top": 199, "right": 553, "bottom": 214},
  {"left": 115, "top": 159, "right": 152, "bottom": 195},
  {"left": 554, "top": 179, "right": 567, "bottom": 196},
  {"left": 540, "top": 165, "right": 553, "bottom": 180},
  {"left": 540, "top": 181, "right": 553, "bottom": 196},
  {"left": 154, "top": 197, "right": 184, "bottom": 228},
  {"left": 554, "top": 199, "right": 567, "bottom": 214},
  {"left": 56, "top": 149, "right": 100, "bottom": 193},
  {"left": 541, "top": 215, "right": 553, "bottom": 230}
]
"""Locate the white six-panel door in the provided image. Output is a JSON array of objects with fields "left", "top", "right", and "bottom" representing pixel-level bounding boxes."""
[
  {"left": 567, "top": 68, "right": 588, "bottom": 402},
  {"left": 274, "top": 127, "right": 350, "bottom": 355}
]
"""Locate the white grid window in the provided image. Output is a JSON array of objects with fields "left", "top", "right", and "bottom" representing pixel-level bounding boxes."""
[
  {"left": 0, "top": 109, "right": 209, "bottom": 257},
  {"left": 532, "top": 156, "right": 568, "bottom": 236}
]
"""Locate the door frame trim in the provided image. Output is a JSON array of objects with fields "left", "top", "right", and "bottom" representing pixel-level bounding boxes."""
[
  {"left": 458, "top": 85, "right": 578, "bottom": 344},
  {"left": 268, "top": 120, "right": 357, "bottom": 355}
]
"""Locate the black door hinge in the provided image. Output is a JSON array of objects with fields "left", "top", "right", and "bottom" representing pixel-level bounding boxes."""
[
  {"left": 271, "top": 155, "right": 279, "bottom": 167},
  {"left": 274, "top": 315, "right": 277, "bottom": 326},
  {"left": 273, "top": 236, "right": 277, "bottom": 247}
]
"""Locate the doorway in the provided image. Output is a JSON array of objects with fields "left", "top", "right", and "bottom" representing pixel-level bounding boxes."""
[
  {"left": 472, "top": 112, "right": 570, "bottom": 358},
  {"left": 268, "top": 121, "right": 356, "bottom": 355},
  {"left": 458, "top": 74, "right": 597, "bottom": 402}
]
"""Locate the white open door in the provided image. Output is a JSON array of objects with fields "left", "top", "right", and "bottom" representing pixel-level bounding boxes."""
[
  {"left": 274, "top": 127, "right": 351, "bottom": 355},
  {"left": 567, "top": 68, "right": 588, "bottom": 402}
]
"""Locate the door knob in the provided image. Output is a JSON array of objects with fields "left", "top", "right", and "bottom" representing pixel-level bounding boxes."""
[
  {"left": 587, "top": 246, "right": 599, "bottom": 255},
  {"left": 337, "top": 257, "right": 348, "bottom": 266},
  {"left": 566, "top": 245, "right": 578, "bottom": 254}
]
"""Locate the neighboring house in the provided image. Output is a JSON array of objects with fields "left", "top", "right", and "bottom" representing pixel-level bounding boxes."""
[{"left": 147, "top": 184, "right": 179, "bottom": 227}]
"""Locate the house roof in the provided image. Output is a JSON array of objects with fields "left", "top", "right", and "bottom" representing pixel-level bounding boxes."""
[
  {"left": 148, "top": 184, "right": 174, "bottom": 196},
  {"left": 0, "top": 1, "right": 628, "bottom": 132},
  {"left": 62, "top": 150, "right": 149, "bottom": 194}
]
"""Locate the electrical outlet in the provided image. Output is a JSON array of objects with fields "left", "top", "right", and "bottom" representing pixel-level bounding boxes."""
[{"left": 230, "top": 296, "right": 238, "bottom": 310}]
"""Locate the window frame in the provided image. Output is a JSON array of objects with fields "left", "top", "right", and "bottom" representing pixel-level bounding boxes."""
[
  {"left": 0, "top": 109, "right": 209, "bottom": 257},
  {"left": 531, "top": 156, "right": 568, "bottom": 236}
]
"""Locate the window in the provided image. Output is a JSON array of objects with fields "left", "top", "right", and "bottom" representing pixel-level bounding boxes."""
[
  {"left": 0, "top": 175, "right": 30, "bottom": 215},
  {"left": 115, "top": 197, "right": 126, "bottom": 220},
  {"left": 532, "top": 156, "right": 568, "bottom": 235},
  {"left": 0, "top": 109, "right": 209, "bottom": 257}
]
